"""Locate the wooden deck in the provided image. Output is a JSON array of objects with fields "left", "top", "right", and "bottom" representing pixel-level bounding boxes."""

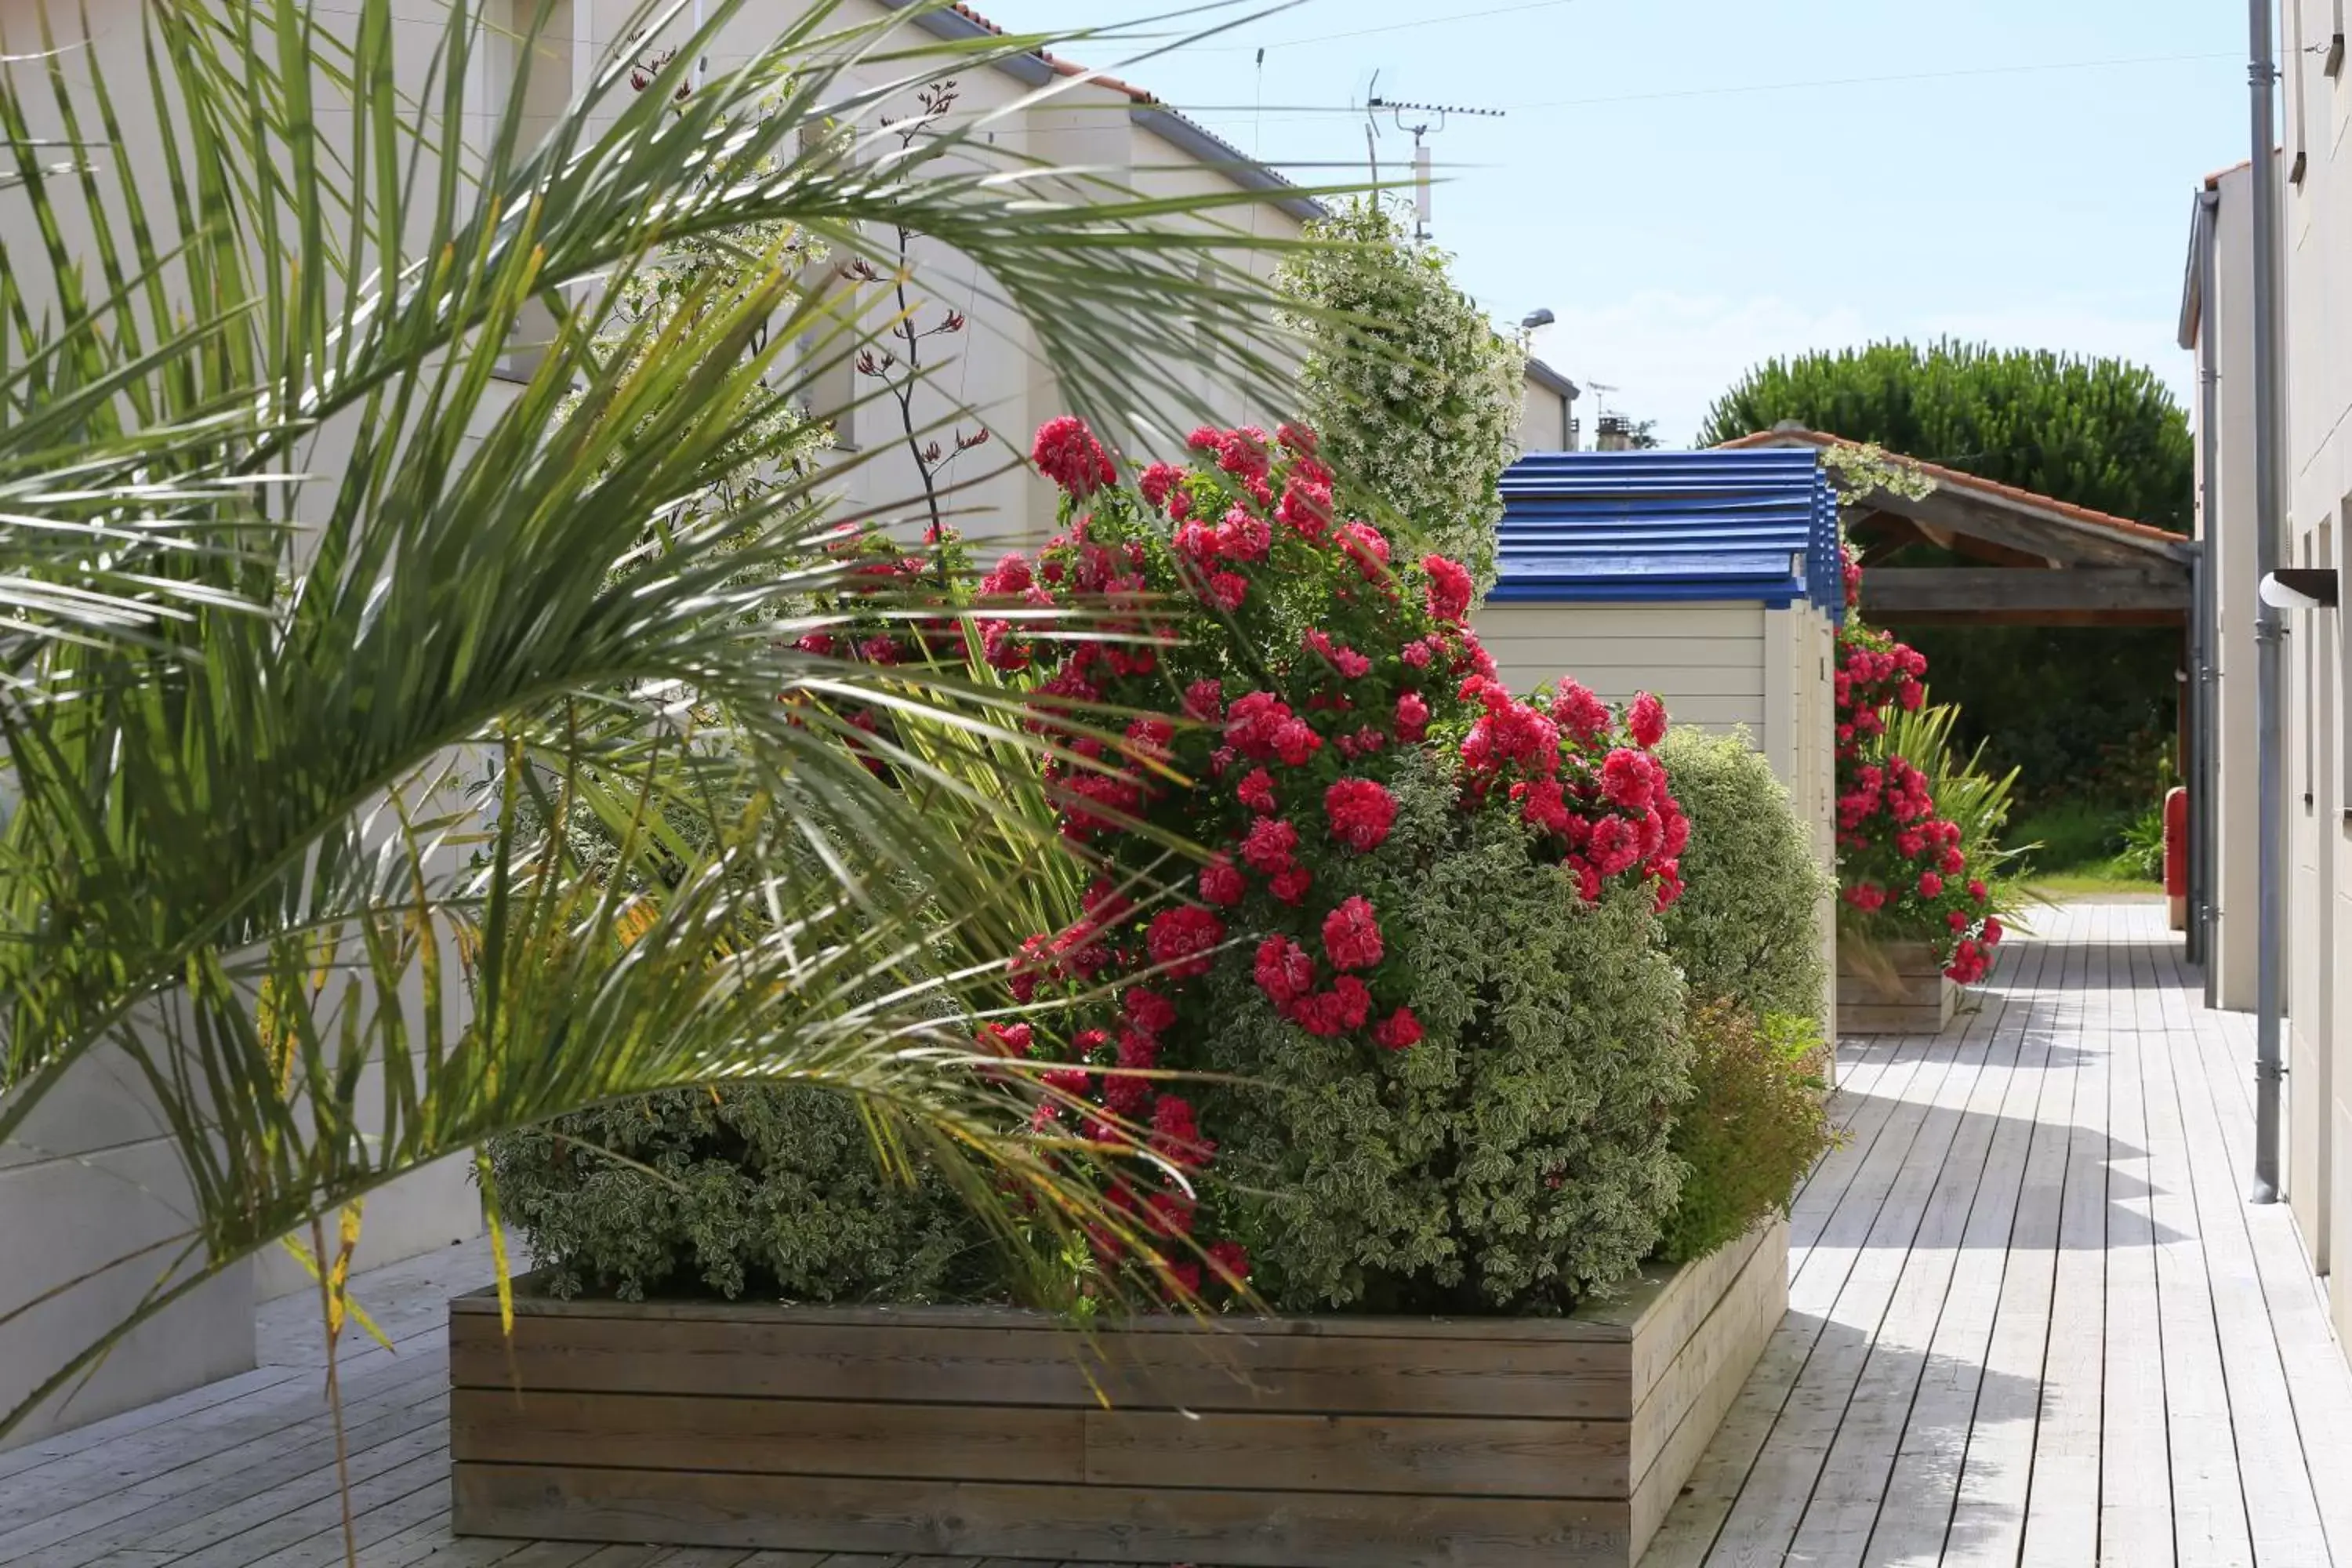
[
  {"left": 2, "top": 902, "right": 2348, "bottom": 1566},
  {"left": 1650, "top": 901, "right": 2352, "bottom": 1567}
]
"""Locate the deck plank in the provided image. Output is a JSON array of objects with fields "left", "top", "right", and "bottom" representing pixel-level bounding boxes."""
[
  {"left": 1703, "top": 980, "right": 2002, "bottom": 1564},
  {"left": 2020, "top": 914, "right": 2111, "bottom": 1566},
  {"left": 0, "top": 1370, "right": 448, "bottom": 1567},
  {"left": 1641, "top": 935, "right": 2052, "bottom": 1568},
  {"left": 2096, "top": 932, "right": 2174, "bottom": 1567},
  {"left": 2134, "top": 927, "right": 2256, "bottom": 1566},
  {"left": 1780, "top": 940, "right": 2038, "bottom": 1565},
  {"left": 2163, "top": 949, "right": 2335, "bottom": 1566},
  {"left": 16, "top": 903, "right": 2352, "bottom": 1568},
  {"left": 1940, "top": 913, "right": 2089, "bottom": 1566},
  {"left": 1861, "top": 927, "right": 2066, "bottom": 1567},
  {"left": 2154, "top": 937, "right": 2352, "bottom": 1566}
]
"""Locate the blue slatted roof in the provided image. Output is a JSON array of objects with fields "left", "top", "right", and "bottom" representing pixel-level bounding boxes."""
[{"left": 1494, "top": 449, "right": 1843, "bottom": 619}]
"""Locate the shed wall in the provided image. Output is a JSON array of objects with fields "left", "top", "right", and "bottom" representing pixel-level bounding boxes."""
[
  {"left": 1476, "top": 600, "right": 1838, "bottom": 1031},
  {"left": 1476, "top": 603, "right": 1770, "bottom": 735}
]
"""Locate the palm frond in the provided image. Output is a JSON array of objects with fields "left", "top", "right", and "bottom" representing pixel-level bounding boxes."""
[{"left": 0, "top": 0, "right": 1323, "bottom": 1439}]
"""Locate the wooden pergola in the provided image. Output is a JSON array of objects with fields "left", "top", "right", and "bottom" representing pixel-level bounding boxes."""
[{"left": 1718, "top": 426, "right": 2194, "bottom": 627}]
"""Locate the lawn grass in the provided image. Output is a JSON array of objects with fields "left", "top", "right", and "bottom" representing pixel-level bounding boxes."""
[
  {"left": 2020, "top": 872, "right": 2164, "bottom": 902},
  {"left": 2006, "top": 800, "right": 2165, "bottom": 900}
]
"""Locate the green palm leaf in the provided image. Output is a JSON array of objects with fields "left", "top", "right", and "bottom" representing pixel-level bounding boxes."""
[{"left": 0, "top": 0, "right": 1316, "bottom": 1439}]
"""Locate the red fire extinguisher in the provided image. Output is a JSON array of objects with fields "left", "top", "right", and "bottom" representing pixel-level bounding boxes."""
[{"left": 2165, "top": 786, "right": 2190, "bottom": 933}]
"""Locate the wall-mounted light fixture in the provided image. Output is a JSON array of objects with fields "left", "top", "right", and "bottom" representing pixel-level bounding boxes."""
[{"left": 2259, "top": 568, "right": 2341, "bottom": 610}]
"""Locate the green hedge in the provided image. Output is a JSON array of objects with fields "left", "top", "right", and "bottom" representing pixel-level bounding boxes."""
[
  {"left": 1658, "top": 1004, "right": 1836, "bottom": 1265},
  {"left": 486, "top": 1084, "right": 994, "bottom": 1303},
  {"left": 1656, "top": 728, "right": 1831, "bottom": 1024},
  {"left": 492, "top": 739, "right": 1837, "bottom": 1311}
]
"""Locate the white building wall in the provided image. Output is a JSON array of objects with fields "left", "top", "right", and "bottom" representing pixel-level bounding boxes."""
[
  {"left": 1518, "top": 376, "right": 1573, "bottom": 454},
  {"left": 2197, "top": 162, "right": 2270, "bottom": 1013},
  {"left": 2278, "top": 0, "right": 2352, "bottom": 1345},
  {"left": 0, "top": 1049, "right": 256, "bottom": 1449}
]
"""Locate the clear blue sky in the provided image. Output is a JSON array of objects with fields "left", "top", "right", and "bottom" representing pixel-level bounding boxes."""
[{"left": 996, "top": 0, "right": 2252, "bottom": 447}]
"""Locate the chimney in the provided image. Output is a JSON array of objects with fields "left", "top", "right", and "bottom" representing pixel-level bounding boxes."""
[{"left": 1595, "top": 414, "right": 1635, "bottom": 452}]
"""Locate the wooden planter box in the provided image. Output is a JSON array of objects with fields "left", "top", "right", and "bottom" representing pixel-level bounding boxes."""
[
  {"left": 1837, "top": 939, "right": 1955, "bottom": 1036},
  {"left": 448, "top": 1218, "right": 1787, "bottom": 1568}
]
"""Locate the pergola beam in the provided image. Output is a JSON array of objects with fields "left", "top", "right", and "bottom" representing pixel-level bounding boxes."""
[
  {"left": 1860, "top": 565, "right": 2190, "bottom": 619},
  {"left": 1850, "top": 481, "right": 2172, "bottom": 568}
]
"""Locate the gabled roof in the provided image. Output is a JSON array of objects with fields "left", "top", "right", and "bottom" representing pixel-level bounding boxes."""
[
  {"left": 878, "top": 0, "right": 1325, "bottom": 223},
  {"left": 2180, "top": 185, "right": 2216, "bottom": 350},
  {"left": 1715, "top": 426, "right": 2184, "bottom": 554},
  {"left": 1525, "top": 358, "right": 1580, "bottom": 400},
  {"left": 1493, "top": 448, "right": 1843, "bottom": 615},
  {"left": 1711, "top": 426, "right": 2190, "bottom": 626}
]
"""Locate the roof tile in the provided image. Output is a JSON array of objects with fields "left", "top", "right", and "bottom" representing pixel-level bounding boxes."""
[{"left": 1714, "top": 427, "right": 2180, "bottom": 546}]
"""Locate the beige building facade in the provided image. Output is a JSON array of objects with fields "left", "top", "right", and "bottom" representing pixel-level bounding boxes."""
[
  {"left": 2279, "top": 0, "right": 2352, "bottom": 1344},
  {"left": 2180, "top": 160, "right": 2269, "bottom": 1014},
  {"left": 2190, "top": 0, "right": 2352, "bottom": 1352}
]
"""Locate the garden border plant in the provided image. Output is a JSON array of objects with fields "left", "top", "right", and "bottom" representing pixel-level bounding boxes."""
[{"left": 464, "top": 415, "right": 1835, "bottom": 1568}]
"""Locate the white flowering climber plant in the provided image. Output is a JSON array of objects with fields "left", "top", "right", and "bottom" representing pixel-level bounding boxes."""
[{"left": 1276, "top": 200, "right": 1526, "bottom": 592}]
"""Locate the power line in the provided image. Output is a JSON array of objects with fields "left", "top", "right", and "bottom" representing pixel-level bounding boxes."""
[
  {"left": 1189, "top": 0, "right": 1577, "bottom": 53},
  {"left": 1165, "top": 47, "right": 2241, "bottom": 119},
  {"left": 1506, "top": 47, "right": 2239, "bottom": 110}
]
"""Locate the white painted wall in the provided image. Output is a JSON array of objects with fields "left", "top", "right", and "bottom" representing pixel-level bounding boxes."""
[
  {"left": 1518, "top": 368, "right": 1574, "bottom": 454},
  {"left": 2194, "top": 161, "right": 2270, "bottom": 1013},
  {"left": 0, "top": 1049, "right": 255, "bottom": 1449},
  {"left": 2276, "top": 0, "right": 2352, "bottom": 1344}
]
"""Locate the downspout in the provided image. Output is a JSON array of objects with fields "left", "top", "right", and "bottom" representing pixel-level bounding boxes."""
[
  {"left": 2249, "top": 0, "right": 2287, "bottom": 1203},
  {"left": 2195, "top": 190, "right": 2222, "bottom": 983}
]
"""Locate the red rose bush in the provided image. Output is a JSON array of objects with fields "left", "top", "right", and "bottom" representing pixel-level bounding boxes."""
[
  {"left": 1832, "top": 556, "right": 2005, "bottom": 983},
  {"left": 989, "top": 418, "right": 1694, "bottom": 1313}
]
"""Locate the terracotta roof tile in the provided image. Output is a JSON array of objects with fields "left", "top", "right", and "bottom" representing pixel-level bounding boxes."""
[
  {"left": 1715, "top": 427, "right": 2181, "bottom": 546},
  {"left": 916, "top": 0, "right": 1316, "bottom": 213},
  {"left": 942, "top": 2, "right": 1158, "bottom": 104},
  {"left": 2202, "top": 156, "right": 2252, "bottom": 189}
]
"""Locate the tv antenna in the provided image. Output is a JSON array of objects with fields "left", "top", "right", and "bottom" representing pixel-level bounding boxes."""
[{"left": 1363, "top": 74, "right": 1505, "bottom": 241}]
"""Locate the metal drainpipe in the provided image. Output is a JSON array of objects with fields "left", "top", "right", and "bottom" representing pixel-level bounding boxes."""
[
  {"left": 2195, "top": 190, "right": 2222, "bottom": 982},
  {"left": 2249, "top": 0, "right": 2287, "bottom": 1204}
]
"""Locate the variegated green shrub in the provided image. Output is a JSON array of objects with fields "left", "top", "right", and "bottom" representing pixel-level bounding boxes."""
[
  {"left": 1191, "top": 755, "right": 1692, "bottom": 1316},
  {"left": 488, "top": 1086, "right": 994, "bottom": 1304},
  {"left": 1656, "top": 727, "right": 1834, "bottom": 1026}
]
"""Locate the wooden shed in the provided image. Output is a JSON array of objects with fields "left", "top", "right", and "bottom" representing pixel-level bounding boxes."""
[{"left": 1477, "top": 448, "right": 1845, "bottom": 1025}]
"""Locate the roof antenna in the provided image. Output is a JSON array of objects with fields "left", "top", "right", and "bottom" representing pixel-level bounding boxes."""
[{"left": 1365, "top": 85, "right": 1504, "bottom": 241}]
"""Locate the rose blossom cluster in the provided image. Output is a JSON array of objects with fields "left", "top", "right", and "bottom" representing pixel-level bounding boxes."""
[
  {"left": 1832, "top": 550, "right": 2002, "bottom": 983},
  {"left": 1463, "top": 677, "right": 1688, "bottom": 911},
  {"left": 984, "top": 416, "right": 1682, "bottom": 1301},
  {"left": 1833, "top": 625, "right": 1927, "bottom": 760},
  {"left": 781, "top": 523, "right": 975, "bottom": 771}
]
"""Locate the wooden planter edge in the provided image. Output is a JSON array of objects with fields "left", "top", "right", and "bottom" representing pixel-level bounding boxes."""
[{"left": 448, "top": 1219, "right": 1789, "bottom": 1568}]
